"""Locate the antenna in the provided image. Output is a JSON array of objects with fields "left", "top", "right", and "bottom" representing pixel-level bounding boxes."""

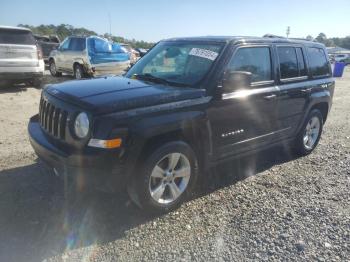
[
  {"left": 286, "top": 26, "right": 290, "bottom": 38},
  {"left": 108, "top": 13, "right": 112, "bottom": 37}
]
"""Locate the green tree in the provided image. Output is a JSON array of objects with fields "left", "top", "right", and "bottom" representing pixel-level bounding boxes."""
[
  {"left": 314, "top": 33, "right": 334, "bottom": 47},
  {"left": 17, "top": 24, "right": 154, "bottom": 48}
]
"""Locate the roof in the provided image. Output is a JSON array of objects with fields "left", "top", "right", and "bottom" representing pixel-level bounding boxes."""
[
  {"left": 164, "top": 35, "right": 324, "bottom": 47},
  {"left": 0, "top": 25, "right": 31, "bottom": 31}
]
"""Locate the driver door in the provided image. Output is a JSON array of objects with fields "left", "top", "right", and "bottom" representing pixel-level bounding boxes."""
[
  {"left": 208, "top": 45, "right": 280, "bottom": 160},
  {"left": 55, "top": 38, "right": 70, "bottom": 70}
]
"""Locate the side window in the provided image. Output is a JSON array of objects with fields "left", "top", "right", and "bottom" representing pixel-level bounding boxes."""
[
  {"left": 228, "top": 47, "right": 272, "bottom": 82},
  {"left": 94, "top": 38, "right": 112, "bottom": 52},
  {"left": 296, "top": 48, "right": 307, "bottom": 76},
  {"left": 277, "top": 47, "right": 298, "bottom": 79},
  {"left": 69, "top": 38, "right": 86, "bottom": 51},
  {"left": 60, "top": 38, "right": 70, "bottom": 50},
  {"left": 307, "top": 47, "right": 330, "bottom": 77}
]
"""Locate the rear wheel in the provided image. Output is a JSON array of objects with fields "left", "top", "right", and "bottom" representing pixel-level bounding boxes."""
[
  {"left": 49, "top": 60, "right": 62, "bottom": 77},
  {"left": 128, "top": 141, "right": 199, "bottom": 213},
  {"left": 74, "top": 64, "right": 84, "bottom": 79},
  {"left": 293, "top": 109, "right": 323, "bottom": 156}
]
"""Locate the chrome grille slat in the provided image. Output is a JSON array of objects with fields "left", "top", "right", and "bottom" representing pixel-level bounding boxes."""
[
  {"left": 43, "top": 101, "right": 47, "bottom": 126},
  {"left": 57, "top": 111, "right": 63, "bottom": 138},
  {"left": 39, "top": 98, "right": 43, "bottom": 125},
  {"left": 41, "top": 100, "right": 46, "bottom": 126},
  {"left": 53, "top": 108, "right": 60, "bottom": 137},
  {"left": 59, "top": 111, "right": 67, "bottom": 139},
  {"left": 44, "top": 103, "right": 50, "bottom": 130},
  {"left": 39, "top": 97, "right": 68, "bottom": 141},
  {"left": 48, "top": 105, "right": 55, "bottom": 134}
]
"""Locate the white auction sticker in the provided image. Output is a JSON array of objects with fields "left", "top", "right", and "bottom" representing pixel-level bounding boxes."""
[{"left": 189, "top": 48, "right": 218, "bottom": 61}]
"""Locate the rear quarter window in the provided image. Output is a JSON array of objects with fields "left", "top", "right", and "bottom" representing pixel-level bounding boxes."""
[
  {"left": 0, "top": 29, "right": 36, "bottom": 45},
  {"left": 307, "top": 47, "right": 330, "bottom": 77}
]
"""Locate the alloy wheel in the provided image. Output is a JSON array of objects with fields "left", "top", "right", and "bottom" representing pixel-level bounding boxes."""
[
  {"left": 148, "top": 153, "right": 191, "bottom": 205},
  {"left": 303, "top": 116, "right": 321, "bottom": 150},
  {"left": 75, "top": 67, "right": 82, "bottom": 79},
  {"left": 50, "top": 62, "right": 56, "bottom": 75}
]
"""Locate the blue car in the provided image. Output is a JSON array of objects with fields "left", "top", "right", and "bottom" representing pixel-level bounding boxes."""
[{"left": 49, "top": 36, "right": 130, "bottom": 79}]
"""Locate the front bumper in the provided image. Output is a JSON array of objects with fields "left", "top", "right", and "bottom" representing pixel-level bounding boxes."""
[{"left": 28, "top": 115, "right": 128, "bottom": 191}]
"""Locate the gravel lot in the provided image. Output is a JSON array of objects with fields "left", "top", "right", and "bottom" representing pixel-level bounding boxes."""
[{"left": 0, "top": 69, "right": 349, "bottom": 262}]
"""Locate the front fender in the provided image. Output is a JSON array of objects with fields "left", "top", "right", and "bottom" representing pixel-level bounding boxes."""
[{"left": 129, "top": 110, "right": 212, "bottom": 169}]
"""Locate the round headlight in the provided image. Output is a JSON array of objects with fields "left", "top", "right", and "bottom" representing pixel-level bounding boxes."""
[{"left": 74, "top": 112, "right": 89, "bottom": 138}]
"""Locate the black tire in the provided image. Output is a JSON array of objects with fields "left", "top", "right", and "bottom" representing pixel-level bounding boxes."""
[
  {"left": 293, "top": 109, "right": 323, "bottom": 156},
  {"left": 73, "top": 64, "right": 84, "bottom": 79},
  {"left": 31, "top": 78, "right": 42, "bottom": 88},
  {"left": 49, "top": 59, "right": 62, "bottom": 77},
  {"left": 128, "top": 141, "right": 199, "bottom": 213}
]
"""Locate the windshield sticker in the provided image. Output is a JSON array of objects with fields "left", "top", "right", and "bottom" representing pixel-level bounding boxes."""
[{"left": 189, "top": 48, "right": 218, "bottom": 61}]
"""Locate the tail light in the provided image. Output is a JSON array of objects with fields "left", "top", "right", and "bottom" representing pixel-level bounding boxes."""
[{"left": 36, "top": 45, "right": 43, "bottom": 60}]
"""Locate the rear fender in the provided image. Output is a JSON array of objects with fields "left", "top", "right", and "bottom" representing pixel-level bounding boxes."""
[{"left": 296, "top": 89, "right": 331, "bottom": 134}]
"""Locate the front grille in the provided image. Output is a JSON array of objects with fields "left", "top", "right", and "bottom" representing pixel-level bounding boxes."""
[{"left": 39, "top": 97, "right": 68, "bottom": 140}]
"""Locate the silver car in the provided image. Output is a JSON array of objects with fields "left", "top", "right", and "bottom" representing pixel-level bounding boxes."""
[
  {"left": 49, "top": 36, "right": 130, "bottom": 79},
  {"left": 0, "top": 26, "right": 45, "bottom": 87}
]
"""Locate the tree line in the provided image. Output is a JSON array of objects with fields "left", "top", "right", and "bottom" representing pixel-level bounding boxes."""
[
  {"left": 17, "top": 24, "right": 155, "bottom": 49},
  {"left": 307, "top": 33, "right": 350, "bottom": 49},
  {"left": 17, "top": 24, "right": 350, "bottom": 50}
]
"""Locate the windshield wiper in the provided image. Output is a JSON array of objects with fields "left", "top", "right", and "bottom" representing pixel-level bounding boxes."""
[{"left": 132, "top": 74, "right": 189, "bottom": 87}]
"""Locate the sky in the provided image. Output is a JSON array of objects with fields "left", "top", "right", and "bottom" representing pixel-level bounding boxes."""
[{"left": 1, "top": 0, "right": 349, "bottom": 42}]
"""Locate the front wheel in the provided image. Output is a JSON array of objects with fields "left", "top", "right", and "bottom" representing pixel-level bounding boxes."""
[
  {"left": 128, "top": 141, "right": 199, "bottom": 213},
  {"left": 49, "top": 60, "right": 62, "bottom": 77},
  {"left": 293, "top": 109, "right": 323, "bottom": 156}
]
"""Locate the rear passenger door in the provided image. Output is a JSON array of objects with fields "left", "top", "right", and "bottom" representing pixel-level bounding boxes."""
[
  {"left": 275, "top": 45, "right": 310, "bottom": 139},
  {"left": 64, "top": 37, "right": 86, "bottom": 71}
]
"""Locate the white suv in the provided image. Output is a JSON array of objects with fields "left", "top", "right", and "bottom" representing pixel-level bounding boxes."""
[{"left": 0, "top": 26, "right": 45, "bottom": 87}]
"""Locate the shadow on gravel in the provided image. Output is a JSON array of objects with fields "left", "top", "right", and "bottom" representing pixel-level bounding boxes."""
[
  {"left": 0, "top": 83, "right": 30, "bottom": 94},
  {"left": 0, "top": 72, "right": 72, "bottom": 94},
  {"left": 0, "top": 146, "right": 297, "bottom": 262}
]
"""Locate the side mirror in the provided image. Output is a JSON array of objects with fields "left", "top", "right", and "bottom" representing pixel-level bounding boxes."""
[{"left": 222, "top": 70, "right": 252, "bottom": 93}]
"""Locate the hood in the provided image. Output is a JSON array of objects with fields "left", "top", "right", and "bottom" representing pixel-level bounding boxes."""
[{"left": 45, "top": 77, "right": 206, "bottom": 115}]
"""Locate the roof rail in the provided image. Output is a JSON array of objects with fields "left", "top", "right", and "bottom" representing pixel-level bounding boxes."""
[{"left": 263, "top": 34, "right": 285, "bottom": 39}]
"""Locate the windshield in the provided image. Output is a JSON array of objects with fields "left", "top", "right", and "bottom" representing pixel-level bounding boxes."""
[{"left": 126, "top": 41, "right": 224, "bottom": 86}]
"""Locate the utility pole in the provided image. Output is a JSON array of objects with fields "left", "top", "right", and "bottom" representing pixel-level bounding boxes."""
[{"left": 286, "top": 26, "right": 290, "bottom": 38}]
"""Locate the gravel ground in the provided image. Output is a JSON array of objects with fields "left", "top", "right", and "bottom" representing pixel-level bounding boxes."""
[{"left": 0, "top": 69, "right": 349, "bottom": 262}]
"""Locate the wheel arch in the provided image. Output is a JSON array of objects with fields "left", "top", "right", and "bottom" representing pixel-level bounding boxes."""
[
  {"left": 310, "top": 102, "right": 329, "bottom": 123},
  {"left": 132, "top": 112, "right": 211, "bottom": 172}
]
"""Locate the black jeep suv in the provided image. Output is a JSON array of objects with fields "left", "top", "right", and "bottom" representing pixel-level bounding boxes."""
[{"left": 28, "top": 36, "right": 334, "bottom": 213}]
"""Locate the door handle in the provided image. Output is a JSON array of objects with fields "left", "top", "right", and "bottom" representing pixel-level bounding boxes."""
[
  {"left": 263, "top": 94, "right": 277, "bottom": 100},
  {"left": 301, "top": 88, "right": 312, "bottom": 93}
]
